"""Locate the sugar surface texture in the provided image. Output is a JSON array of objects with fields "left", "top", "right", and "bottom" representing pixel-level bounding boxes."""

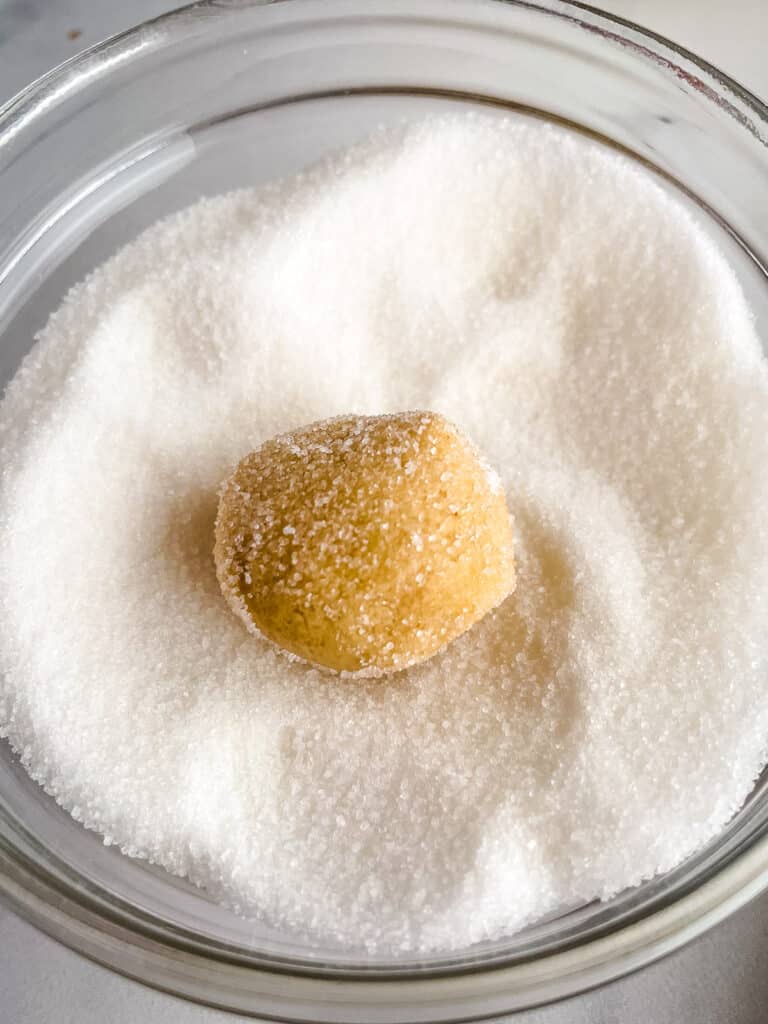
[{"left": 2, "top": 115, "right": 768, "bottom": 954}]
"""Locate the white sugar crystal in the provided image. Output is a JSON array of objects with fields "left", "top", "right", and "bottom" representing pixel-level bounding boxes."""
[{"left": 1, "top": 113, "right": 768, "bottom": 954}]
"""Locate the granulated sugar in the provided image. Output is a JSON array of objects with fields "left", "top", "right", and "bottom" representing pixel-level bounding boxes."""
[{"left": 2, "top": 114, "right": 768, "bottom": 953}]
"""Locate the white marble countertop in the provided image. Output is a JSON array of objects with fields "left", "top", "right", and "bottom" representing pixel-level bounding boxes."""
[{"left": 1, "top": 2, "right": 768, "bottom": 1022}]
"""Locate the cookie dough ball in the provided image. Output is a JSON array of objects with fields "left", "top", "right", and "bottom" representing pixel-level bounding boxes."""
[{"left": 214, "top": 411, "right": 515, "bottom": 675}]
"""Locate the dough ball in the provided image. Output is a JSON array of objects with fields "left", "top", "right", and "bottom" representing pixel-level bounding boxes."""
[{"left": 214, "top": 411, "right": 515, "bottom": 675}]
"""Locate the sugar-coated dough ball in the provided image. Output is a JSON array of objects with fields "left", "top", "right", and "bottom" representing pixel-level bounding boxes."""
[{"left": 214, "top": 411, "right": 515, "bottom": 675}]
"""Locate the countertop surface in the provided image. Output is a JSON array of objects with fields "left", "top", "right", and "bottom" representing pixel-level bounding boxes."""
[{"left": 1, "top": 2, "right": 768, "bottom": 1022}]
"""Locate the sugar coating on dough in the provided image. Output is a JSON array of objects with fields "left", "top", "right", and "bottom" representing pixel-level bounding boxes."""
[{"left": 214, "top": 411, "right": 516, "bottom": 674}]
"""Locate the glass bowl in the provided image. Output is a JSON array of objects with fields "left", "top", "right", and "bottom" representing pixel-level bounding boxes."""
[{"left": 1, "top": 1, "right": 768, "bottom": 1019}]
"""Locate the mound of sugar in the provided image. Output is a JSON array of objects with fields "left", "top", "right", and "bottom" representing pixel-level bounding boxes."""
[{"left": 2, "top": 114, "right": 768, "bottom": 953}]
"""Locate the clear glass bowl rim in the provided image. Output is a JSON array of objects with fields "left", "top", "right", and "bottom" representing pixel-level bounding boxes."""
[{"left": 1, "top": 1, "right": 768, "bottom": 1020}]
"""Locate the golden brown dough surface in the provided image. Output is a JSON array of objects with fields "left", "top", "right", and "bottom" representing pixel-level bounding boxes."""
[{"left": 214, "top": 411, "right": 515, "bottom": 674}]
